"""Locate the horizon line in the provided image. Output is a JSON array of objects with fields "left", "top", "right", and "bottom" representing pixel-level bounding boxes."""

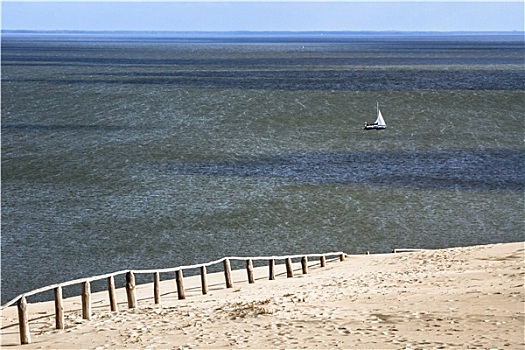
[{"left": 3, "top": 29, "right": 524, "bottom": 34}]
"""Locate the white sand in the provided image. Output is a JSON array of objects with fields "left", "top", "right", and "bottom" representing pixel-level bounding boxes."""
[{"left": 2, "top": 242, "right": 524, "bottom": 349}]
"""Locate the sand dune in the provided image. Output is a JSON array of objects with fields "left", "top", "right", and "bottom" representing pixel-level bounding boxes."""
[{"left": 2, "top": 242, "right": 524, "bottom": 349}]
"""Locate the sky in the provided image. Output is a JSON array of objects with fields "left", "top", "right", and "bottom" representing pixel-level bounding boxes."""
[{"left": 1, "top": 1, "right": 524, "bottom": 32}]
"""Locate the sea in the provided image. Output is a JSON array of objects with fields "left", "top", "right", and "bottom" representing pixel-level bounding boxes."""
[{"left": 1, "top": 32, "right": 524, "bottom": 304}]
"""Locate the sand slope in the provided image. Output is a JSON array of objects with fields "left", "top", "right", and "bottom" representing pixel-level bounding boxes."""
[{"left": 2, "top": 242, "right": 524, "bottom": 349}]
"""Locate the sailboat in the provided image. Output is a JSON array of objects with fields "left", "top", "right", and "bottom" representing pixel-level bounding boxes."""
[{"left": 364, "top": 102, "right": 387, "bottom": 130}]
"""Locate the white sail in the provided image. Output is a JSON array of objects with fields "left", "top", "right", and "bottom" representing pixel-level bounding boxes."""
[
  {"left": 375, "top": 109, "right": 386, "bottom": 127},
  {"left": 364, "top": 102, "right": 387, "bottom": 130}
]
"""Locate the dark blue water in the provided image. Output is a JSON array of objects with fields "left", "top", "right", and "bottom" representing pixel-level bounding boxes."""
[{"left": 2, "top": 32, "right": 524, "bottom": 303}]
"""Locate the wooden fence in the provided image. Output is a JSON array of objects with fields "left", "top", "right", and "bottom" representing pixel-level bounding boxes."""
[{"left": 1, "top": 252, "right": 347, "bottom": 345}]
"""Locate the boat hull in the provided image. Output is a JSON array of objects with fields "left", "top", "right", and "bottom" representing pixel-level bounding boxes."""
[{"left": 364, "top": 125, "right": 386, "bottom": 130}]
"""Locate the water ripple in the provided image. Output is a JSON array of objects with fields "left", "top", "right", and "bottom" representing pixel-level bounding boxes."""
[{"left": 158, "top": 149, "right": 524, "bottom": 192}]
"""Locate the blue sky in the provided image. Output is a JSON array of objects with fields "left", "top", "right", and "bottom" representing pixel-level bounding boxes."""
[{"left": 2, "top": 1, "right": 524, "bottom": 32}]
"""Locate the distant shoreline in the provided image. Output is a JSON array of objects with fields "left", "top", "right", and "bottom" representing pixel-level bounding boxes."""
[{"left": 3, "top": 30, "right": 523, "bottom": 43}]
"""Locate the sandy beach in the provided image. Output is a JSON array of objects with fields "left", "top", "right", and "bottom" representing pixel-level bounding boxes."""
[{"left": 2, "top": 242, "right": 524, "bottom": 349}]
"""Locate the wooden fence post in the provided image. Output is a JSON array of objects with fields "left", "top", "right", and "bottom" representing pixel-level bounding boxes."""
[
  {"left": 126, "top": 271, "right": 136, "bottom": 309},
  {"left": 176, "top": 270, "right": 186, "bottom": 300},
  {"left": 17, "top": 296, "right": 31, "bottom": 345},
  {"left": 269, "top": 259, "right": 275, "bottom": 280},
  {"left": 81, "top": 281, "right": 91, "bottom": 320},
  {"left": 154, "top": 272, "right": 160, "bottom": 304},
  {"left": 320, "top": 255, "right": 326, "bottom": 267},
  {"left": 246, "top": 259, "right": 254, "bottom": 284},
  {"left": 223, "top": 259, "right": 233, "bottom": 288},
  {"left": 301, "top": 256, "right": 308, "bottom": 274},
  {"left": 107, "top": 276, "right": 118, "bottom": 312},
  {"left": 286, "top": 258, "right": 294, "bottom": 278},
  {"left": 200, "top": 265, "right": 208, "bottom": 295},
  {"left": 54, "top": 286, "right": 64, "bottom": 330}
]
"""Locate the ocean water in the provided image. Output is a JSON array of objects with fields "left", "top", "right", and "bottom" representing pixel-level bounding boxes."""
[{"left": 1, "top": 32, "right": 524, "bottom": 303}]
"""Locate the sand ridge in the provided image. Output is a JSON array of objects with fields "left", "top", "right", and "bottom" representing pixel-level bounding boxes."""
[{"left": 1, "top": 242, "right": 524, "bottom": 349}]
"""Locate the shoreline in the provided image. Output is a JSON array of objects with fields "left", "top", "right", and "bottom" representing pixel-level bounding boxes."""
[{"left": 2, "top": 242, "right": 524, "bottom": 349}]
